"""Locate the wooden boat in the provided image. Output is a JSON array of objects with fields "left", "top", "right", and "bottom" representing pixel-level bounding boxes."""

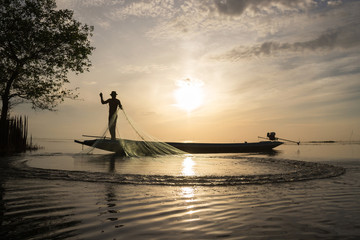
[
  {"left": 166, "top": 141, "right": 283, "bottom": 153},
  {"left": 74, "top": 138, "right": 283, "bottom": 154}
]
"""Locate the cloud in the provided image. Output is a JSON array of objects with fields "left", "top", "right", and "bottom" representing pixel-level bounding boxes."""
[
  {"left": 213, "top": 0, "right": 314, "bottom": 16},
  {"left": 57, "top": 0, "right": 177, "bottom": 28},
  {"left": 117, "top": 64, "right": 172, "bottom": 74},
  {"left": 108, "top": 0, "right": 175, "bottom": 20},
  {"left": 212, "top": 23, "right": 360, "bottom": 61},
  {"left": 327, "top": 0, "right": 343, "bottom": 7},
  {"left": 82, "top": 81, "right": 97, "bottom": 85},
  {"left": 145, "top": 0, "right": 214, "bottom": 40}
]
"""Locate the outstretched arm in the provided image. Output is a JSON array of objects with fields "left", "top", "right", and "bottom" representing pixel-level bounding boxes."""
[{"left": 118, "top": 99, "right": 123, "bottom": 110}]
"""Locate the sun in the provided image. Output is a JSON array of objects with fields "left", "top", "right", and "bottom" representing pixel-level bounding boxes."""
[{"left": 174, "top": 77, "right": 204, "bottom": 112}]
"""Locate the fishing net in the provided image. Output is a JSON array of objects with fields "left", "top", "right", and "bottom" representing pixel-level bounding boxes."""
[{"left": 83, "top": 109, "right": 186, "bottom": 157}]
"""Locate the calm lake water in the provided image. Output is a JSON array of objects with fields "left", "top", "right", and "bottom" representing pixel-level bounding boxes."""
[{"left": 1, "top": 138, "right": 360, "bottom": 239}]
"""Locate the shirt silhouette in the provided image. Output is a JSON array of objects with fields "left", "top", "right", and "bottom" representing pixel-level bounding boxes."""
[{"left": 100, "top": 91, "right": 122, "bottom": 140}]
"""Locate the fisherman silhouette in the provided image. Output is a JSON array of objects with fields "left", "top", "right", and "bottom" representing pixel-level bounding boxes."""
[{"left": 100, "top": 91, "right": 123, "bottom": 140}]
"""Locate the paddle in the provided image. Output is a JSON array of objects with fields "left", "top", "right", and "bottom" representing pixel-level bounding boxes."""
[{"left": 258, "top": 132, "right": 300, "bottom": 145}]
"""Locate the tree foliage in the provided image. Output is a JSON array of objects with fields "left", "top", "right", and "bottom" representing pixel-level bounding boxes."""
[{"left": 0, "top": 0, "right": 94, "bottom": 117}]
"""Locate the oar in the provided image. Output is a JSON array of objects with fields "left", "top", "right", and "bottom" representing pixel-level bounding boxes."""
[
  {"left": 277, "top": 137, "right": 300, "bottom": 145},
  {"left": 258, "top": 136, "right": 300, "bottom": 145},
  {"left": 82, "top": 134, "right": 111, "bottom": 139}
]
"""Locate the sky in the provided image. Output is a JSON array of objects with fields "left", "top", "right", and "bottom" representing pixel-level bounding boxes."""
[{"left": 14, "top": 0, "right": 360, "bottom": 142}]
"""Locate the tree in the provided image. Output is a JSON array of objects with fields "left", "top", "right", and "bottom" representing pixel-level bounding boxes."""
[{"left": 0, "top": 0, "right": 94, "bottom": 144}]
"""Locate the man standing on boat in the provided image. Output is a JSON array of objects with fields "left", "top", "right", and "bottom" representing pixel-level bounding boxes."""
[{"left": 100, "top": 91, "right": 123, "bottom": 140}]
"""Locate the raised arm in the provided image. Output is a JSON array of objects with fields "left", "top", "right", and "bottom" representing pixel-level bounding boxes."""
[{"left": 99, "top": 92, "right": 107, "bottom": 104}]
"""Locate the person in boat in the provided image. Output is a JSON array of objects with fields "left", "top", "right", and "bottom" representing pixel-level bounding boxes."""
[{"left": 100, "top": 91, "right": 123, "bottom": 140}]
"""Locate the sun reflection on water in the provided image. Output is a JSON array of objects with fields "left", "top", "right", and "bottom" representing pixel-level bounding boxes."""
[
  {"left": 181, "top": 186, "right": 197, "bottom": 218},
  {"left": 181, "top": 186, "right": 195, "bottom": 199},
  {"left": 182, "top": 156, "right": 195, "bottom": 176}
]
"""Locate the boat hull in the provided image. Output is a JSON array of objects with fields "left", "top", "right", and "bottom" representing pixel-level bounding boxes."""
[
  {"left": 75, "top": 139, "right": 283, "bottom": 154},
  {"left": 167, "top": 141, "right": 282, "bottom": 153}
]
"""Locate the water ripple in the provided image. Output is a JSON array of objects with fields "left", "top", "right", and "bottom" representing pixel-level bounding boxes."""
[{"left": 8, "top": 157, "right": 345, "bottom": 186}]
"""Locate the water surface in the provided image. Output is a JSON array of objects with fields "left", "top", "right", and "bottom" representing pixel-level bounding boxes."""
[{"left": 1, "top": 139, "right": 359, "bottom": 239}]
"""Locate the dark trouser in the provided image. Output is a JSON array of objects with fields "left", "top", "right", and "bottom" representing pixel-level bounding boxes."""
[{"left": 108, "top": 115, "right": 117, "bottom": 140}]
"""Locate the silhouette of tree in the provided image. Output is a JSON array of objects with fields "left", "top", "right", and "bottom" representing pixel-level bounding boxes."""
[{"left": 0, "top": 0, "right": 94, "bottom": 144}]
